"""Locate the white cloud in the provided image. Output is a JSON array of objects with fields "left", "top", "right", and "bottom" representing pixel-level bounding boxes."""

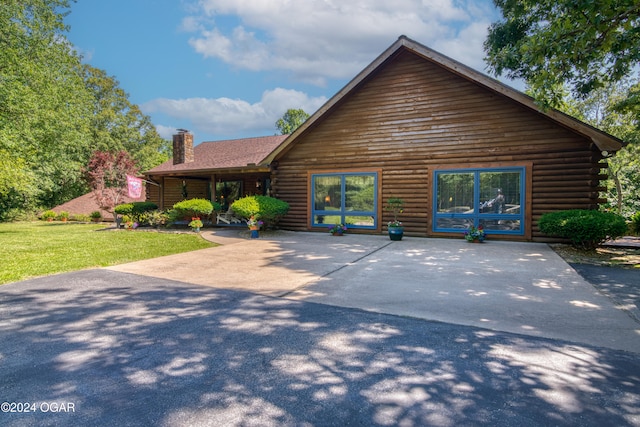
[
  {"left": 184, "top": 0, "right": 499, "bottom": 86},
  {"left": 154, "top": 0, "right": 523, "bottom": 141},
  {"left": 155, "top": 124, "right": 178, "bottom": 140},
  {"left": 432, "top": 21, "right": 493, "bottom": 73},
  {"left": 142, "top": 88, "right": 327, "bottom": 139}
]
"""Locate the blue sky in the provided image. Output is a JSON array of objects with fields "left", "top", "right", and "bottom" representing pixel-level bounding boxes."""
[{"left": 65, "top": 0, "right": 518, "bottom": 145}]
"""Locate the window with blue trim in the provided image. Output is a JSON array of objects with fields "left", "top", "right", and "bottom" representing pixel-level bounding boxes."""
[
  {"left": 434, "top": 167, "right": 525, "bottom": 235},
  {"left": 311, "top": 172, "right": 377, "bottom": 229}
]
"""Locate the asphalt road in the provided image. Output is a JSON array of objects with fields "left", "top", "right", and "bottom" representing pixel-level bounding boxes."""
[
  {"left": 571, "top": 263, "right": 640, "bottom": 323},
  {"left": 1, "top": 269, "right": 639, "bottom": 427}
]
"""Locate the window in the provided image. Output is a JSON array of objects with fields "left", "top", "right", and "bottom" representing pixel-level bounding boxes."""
[
  {"left": 311, "top": 172, "right": 377, "bottom": 229},
  {"left": 434, "top": 167, "right": 524, "bottom": 235}
]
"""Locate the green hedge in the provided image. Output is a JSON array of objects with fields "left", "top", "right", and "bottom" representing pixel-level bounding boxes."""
[
  {"left": 114, "top": 202, "right": 158, "bottom": 224},
  {"left": 231, "top": 196, "right": 290, "bottom": 228},
  {"left": 539, "top": 209, "right": 627, "bottom": 250}
]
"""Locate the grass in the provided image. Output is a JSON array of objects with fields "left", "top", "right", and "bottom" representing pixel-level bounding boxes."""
[{"left": 0, "top": 222, "right": 215, "bottom": 285}]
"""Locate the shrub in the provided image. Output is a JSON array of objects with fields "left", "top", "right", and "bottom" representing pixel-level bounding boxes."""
[
  {"left": 539, "top": 209, "right": 628, "bottom": 250},
  {"left": 165, "top": 209, "right": 182, "bottom": 225},
  {"left": 631, "top": 212, "right": 640, "bottom": 236},
  {"left": 114, "top": 202, "right": 158, "bottom": 224},
  {"left": 41, "top": 210, "right": 57, "bottom": 221},
  {"left": 231, "top": 195, "right": 290, "bottom": 228},
  {"left": 143, "top": 210, "right": 169, "bottom": 228},
  {"left": 74, "top": 214, "right": 91, "bottom": 222},
  {"left": 172, "top": 199, "right": 214, "bottom": 219},
  {"left": 113, "top": 204, "right": 131, "bottom": 216},
  {"left": 56, "top": 211, "right": 69, "bottom": 221},
  {"left": 90, "top": 211, "right": 102, "bottom": 220},
  {"left": 211, "top": 201, "right": 223, "bottom": 212},
  {"left": 1, "top": 207, "right": 30, "bottom": 222}
]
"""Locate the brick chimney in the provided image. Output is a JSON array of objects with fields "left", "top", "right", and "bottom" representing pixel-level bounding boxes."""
[{"left": 173, "top": 130, "right": 194, "bottom": 164}]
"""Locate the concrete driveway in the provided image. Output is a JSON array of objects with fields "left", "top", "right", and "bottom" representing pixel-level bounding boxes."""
[{"left": 108, "top": 230, "right": 640, "bottom": 354}]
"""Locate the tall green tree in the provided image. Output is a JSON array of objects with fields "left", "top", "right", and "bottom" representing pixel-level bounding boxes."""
[
  {"left": 1, "top": 0, "right": 93, "bottom": 215},
  {"left": 275, "top": 108, "right": 310, "bottom": 135},
  {"left": 82, "top": 65, "right": 170, "bottom": 172},
  {"left": 484, "top": 0, "right": 640, "bottom": 108},
  {"left": 0, "top": 0, "right": 170, "bottom": 220}
]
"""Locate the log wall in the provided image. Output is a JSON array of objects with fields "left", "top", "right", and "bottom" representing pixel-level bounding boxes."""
[{"left": 271, "top": 50, "right": 605, "bottom": 241}]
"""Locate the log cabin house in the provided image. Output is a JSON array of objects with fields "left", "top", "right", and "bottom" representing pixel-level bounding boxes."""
[{"left": 145, "top": 36, "right": 624, "bottom": 241}]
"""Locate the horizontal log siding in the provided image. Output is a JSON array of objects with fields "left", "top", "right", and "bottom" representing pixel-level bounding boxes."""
[
  {"left": 273, "top": 51, "right": 603, "bottom": 240},
  {"left": 146, "top": 182, "right": 160, "bottom": 206},
  {"left": 161, "top": 178, "right": 209, "bottom": 208}
]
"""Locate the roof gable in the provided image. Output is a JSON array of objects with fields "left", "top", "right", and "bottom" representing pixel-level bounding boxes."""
[
  {"left": 265, "top": 36, "right": 623, "bottom": 163},
  {"left": 146, "top": 135, "right": 288, "bottom": 175}
]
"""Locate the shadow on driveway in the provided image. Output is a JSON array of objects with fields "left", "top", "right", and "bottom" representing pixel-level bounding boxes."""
[
  {"left": 1, "top": 270, "right": 639, "bottom": 426},
  {"left": 570, "top": 263, "right": 640, "bottom": 322},
  {"left": 109, "top": 233, "right": 640, "bottom": 353}
]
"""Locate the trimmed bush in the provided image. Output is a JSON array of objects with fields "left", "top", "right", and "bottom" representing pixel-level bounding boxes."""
[
  {"left": 539, "top": 209, "right": 627, "bottom": 250},
  {"left": 231, "top": 195, "right": 290, "bottom": 228},
  {"left": 172, "top": 198, "right": 214, "bottom": 219},
  {"left": 114, "top": 202, "right": 158, "bottom": 224}
]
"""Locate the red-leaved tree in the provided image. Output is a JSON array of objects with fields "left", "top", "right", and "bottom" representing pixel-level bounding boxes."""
[{"left": 84, "top": 151, "right": 138, "bottom": 213}]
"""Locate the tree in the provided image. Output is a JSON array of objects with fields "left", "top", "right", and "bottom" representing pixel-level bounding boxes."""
[
  {"left": 0, "top": 150, "right": 38, "bottom": 221},
  {"left": 275, "top": 108, "right": 310, "bottom": 135},
  {"left": 1, "top": 0, "right": 94, "bottom": 213},
  {"left": 484, "top": 0, "right": 640, "bottom": 108},
  {"left": 0, "top": 1, "right": 171, "bottom": 219},
  {"left": 82, "top": 65, "right": 171, "bottom": 172},
  {"left": 563, "top": 80, "right": 640, "bottom": 216},
  {"left": 84, "top": 151, "right": 138, "bottom": 213}
]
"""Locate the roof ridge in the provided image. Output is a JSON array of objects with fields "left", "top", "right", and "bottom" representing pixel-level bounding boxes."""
[{"left": 200, "top": 134, "right": 288, "bottom": 145}]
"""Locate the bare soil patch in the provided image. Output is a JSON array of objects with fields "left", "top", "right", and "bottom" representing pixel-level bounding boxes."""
[{"left": 550, "top": 243, "right": 640, "bottom": 269}]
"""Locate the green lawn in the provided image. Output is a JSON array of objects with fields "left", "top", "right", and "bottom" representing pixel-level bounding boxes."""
[{"left": 0, "top": 222, "right": 215, "bottom": 285}]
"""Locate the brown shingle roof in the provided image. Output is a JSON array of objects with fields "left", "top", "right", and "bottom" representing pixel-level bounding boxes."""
[
  {"left": 146, "top": 135, "right": 289, "bottom": 174},
  {"left": 51, "top": 192, "right": 145, "bottom": 221}
]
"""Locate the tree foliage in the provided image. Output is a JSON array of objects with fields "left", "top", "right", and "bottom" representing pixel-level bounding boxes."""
[
  {"left": 1, "top": 0, "right": 93, "bottom": 213},
  {"left": 485, "top": 0, "right": 640, "bottom": 107},
  {"left": 82, "top": 65, "right": 171, "bottom": 172},
  {"left": 84, "top": 151, "right": 138, "bottom": 213},
  {"left": 484, "top": 1, "right": 640, "bottom": 218},
  {"left": 275, "top": 108, "right": 310, "bottom": 135},
  {"left": 0, "top": 0, "right": 170, "bottom": 220},
  {"left": 562, "top": 81, "right": 640, "bottom": 217}
]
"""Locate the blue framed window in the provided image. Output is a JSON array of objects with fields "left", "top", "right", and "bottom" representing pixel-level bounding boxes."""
[
  {"left": 434, "top": 167, "right": 525, "bottom": 235},
  {"left": 311, "top": 172, "right": 377, "bottom": 229}
]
